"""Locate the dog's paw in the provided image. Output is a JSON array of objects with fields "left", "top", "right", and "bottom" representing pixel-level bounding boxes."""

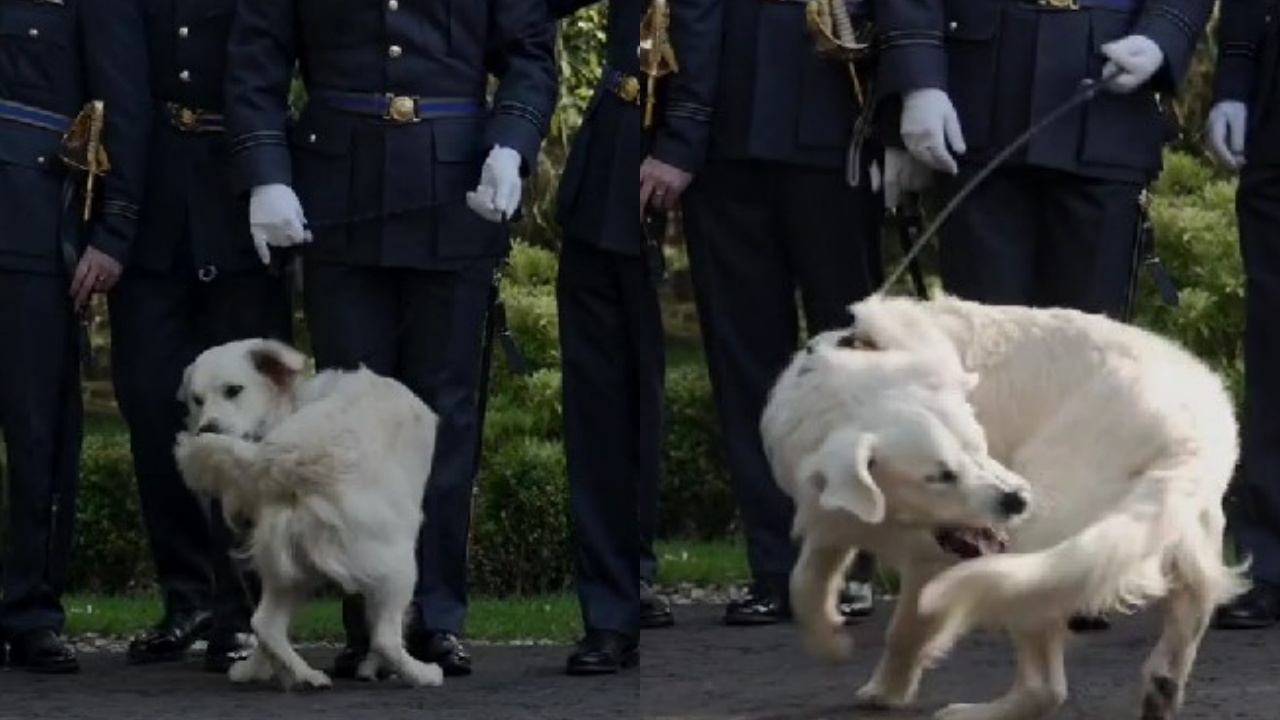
[
  {"left": 293, "top": 667, "right": 333, "bottom": 690},
  {"left": 934, "top": 702, "right": 1012, "bottom": 720},
  {"left": 799, "top": 626, "right": 854, "bottom": 665},
  {"left": 355, "top": 655, "right": 382, "bottom": 682},
  {"left": 400, "top": 660, "right": 444, "bottom": 688},
  {"left": 855, "top": 679, "right": 914, "bottom": 709}
]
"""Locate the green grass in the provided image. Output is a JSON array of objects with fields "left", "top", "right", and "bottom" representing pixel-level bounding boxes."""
[{"left": 62, "top": 540, "right": 750, "bottom": 643}]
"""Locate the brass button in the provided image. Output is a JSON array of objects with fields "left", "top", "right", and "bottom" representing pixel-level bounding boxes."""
[
  {"left": 178, "top": 26, "right": 189, "bottom": 38},
  {"left": 28, "top": 27, "right": 38, "bottom": 38},
  {"left": 388, "top": 0, "right": 399, "bottom": 9},
  {"left": 179, "top": 70, "right": 191, "bottom": 82},
  {"left": 388, "top": 45, "right": 402, "bottom": 58}
]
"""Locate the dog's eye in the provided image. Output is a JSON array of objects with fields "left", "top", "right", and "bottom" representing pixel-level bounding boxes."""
[
  {"left": 191, "top": 394, "right": 204, "bottom": 407},
  {"left": 223, "top": 384, "right": 244, "bottom": 400},
  {"left": 932, "top": 469, "right": 959, "bottom": 484}
]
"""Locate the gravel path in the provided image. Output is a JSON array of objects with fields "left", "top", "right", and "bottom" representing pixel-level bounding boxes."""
[{"left": 1, "top": 602, "right": 1277, "bottom": 719}]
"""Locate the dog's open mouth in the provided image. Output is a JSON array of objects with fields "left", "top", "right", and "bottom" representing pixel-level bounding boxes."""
[{"left": 934, "top": 526, "right": 1009, "bottom": 559}]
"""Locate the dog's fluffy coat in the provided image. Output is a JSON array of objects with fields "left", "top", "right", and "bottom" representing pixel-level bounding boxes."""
[
  {"left": 174, "top": 338, "right": 443, "bottom": 690},
  {"left": 764, "top": 294, "right": 1249, "bottom": 720}
]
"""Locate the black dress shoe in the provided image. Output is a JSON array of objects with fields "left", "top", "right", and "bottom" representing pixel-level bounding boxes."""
[
  {"left": 640, "top": 582, "right": 674, "bottom": 630},
  {"left": 1068, "top": 613, "right": 1111, "bottom": 633},
  {"left": 724, "top": 584, "right": 792, "bottom": 626},
  {"left": 127, "top": 609, "right": 214, "bottom": 665},
  {"left": 203, "top": 632, "right": 255, "bottom": 674},
  {"left": 7, "top": 629, "right": 79, "bottom": 674},
  {"left": 566, "top": 630, "right": 638, "bottom": 676},
  {"left": 838, "top": 580, "right": 875, "bottom": 623},
  {"left": 408, "top": 631, "right": 472, "bottom": 677},
  {"left": 1213, "top": 584, "right": 1280, "bottom": 630}
]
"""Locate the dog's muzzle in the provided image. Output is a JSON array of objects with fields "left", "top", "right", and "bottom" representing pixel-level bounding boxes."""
[{"left": 934, "top": 526, "right": 1009, "bottom": 560}]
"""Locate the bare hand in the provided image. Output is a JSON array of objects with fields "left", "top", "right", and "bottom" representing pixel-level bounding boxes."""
[
  {"left": 70, "top": 246, "right": 122, "bottom": 311},
  {"left": 640, "top": 156, "right": 692, "bottom": 215}
]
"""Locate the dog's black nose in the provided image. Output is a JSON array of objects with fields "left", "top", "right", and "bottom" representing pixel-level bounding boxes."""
[
  {"left": 998, "top": 491, "right": 1028, "bottom": 517},
  {"left": 197, "top": 421, "right": 221, "bottom": 435}
]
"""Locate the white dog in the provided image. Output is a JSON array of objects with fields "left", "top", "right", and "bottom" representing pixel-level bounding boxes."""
[
  {"left": 173, "top": 338, "right": 444, "bottom": 691},
  {"left": 764, "top": 294, "right": 1249, "bottom": 720}
]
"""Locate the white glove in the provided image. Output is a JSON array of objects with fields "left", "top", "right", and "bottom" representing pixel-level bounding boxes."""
[
  {"left": 465, "top": 145, "right": 523, "bottom": 223},
  {"left": 901, "top": 88, "right": 966, "bottom": 175},
  {"left": 249, "top": 183, "right": 311, "bottom": 264},
  {"left": 1099, "top": 35, "right": 1164, "bottom": 94},
  {"left": 1206, "top": 101, "right": 1248, "bottom": 171},
  {"left": 882, "top": 147, "right": 934, "bottom": 210}
]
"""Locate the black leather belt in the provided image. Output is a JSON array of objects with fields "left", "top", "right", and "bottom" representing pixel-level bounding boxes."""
[{"left": 309, "top": 91, "right": 486, "bottom": 123}]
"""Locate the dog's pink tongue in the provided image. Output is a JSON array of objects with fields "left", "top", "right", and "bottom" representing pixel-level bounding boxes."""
[{"left": 935, "top": 527, "right": 1009, "bottom": 560}]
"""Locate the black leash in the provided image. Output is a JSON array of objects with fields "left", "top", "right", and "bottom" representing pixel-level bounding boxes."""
[{"left": 878, "top": 66, "right": 1125, "bottom": 296}]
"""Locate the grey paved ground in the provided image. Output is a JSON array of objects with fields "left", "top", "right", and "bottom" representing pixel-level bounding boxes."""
[{"left": 1, "top": 603, "right": 1278, "bottom": 719}]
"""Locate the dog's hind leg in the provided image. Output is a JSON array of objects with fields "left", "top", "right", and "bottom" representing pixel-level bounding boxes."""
[
  {"left": 251, "top": 582, "right": 330, "bottom": 690},
  {"left": 364, "top": 565, "right": 443, "bottom": 688},
  {"left": 789, "top": 534, "right": 858, "bottom": 664},
  {"left": 935, "top": 625, "right": 1068, "bottom": 720},
  {"left": 856, "top": 563, "right": 946, "bottom": 709}
]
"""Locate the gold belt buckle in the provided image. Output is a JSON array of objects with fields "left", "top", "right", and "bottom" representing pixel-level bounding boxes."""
[
  {"left": 1037, "top": 0, "right": 1080, "bottom": 9},
  {"left": 617, "top": 75, "right": 641, "bottom": 105},
  {"left": 385, "top": 94, "right": 420, "bottom": 123},
  {"left": 171, "top": 104, "right": 202, "bottom": 131}
]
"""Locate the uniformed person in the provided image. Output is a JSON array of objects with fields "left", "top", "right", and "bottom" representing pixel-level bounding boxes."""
[
  {"left": 1204, "top": 0, "right": 1280, "bottom": 631},
  {"left": 678, "top": 0, "right": 884, "bottom": 627},
  {"left": 111, "top": 0, "right": 293, "bottom": 673},
  {"left": 872, "top": 0, "right": 1214, "bottom": 632},
  {"left": 224, "top": 0, "right": 558, "bottom": 678},
  {"left": 543, "top": 0, "right": 717, "bottom": 674},
  {"left": 0, "top": 0, "right": 149, "bottom": 672},
  {"left": 873, "top": 0, "right": 1211, "bottom": 317}
]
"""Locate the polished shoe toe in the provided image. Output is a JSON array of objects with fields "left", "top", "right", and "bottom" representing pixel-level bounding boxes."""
[
  {"left": 724, "top": 584, "right": 791, "bottom": 626},
  {"left": 7, "top": 629, "right": 79, "bottom": 674},
  {"left": 409, "top": 631, "right": 472, "bottom": 677},
  {"left": 1068, "top": 613, "right": 1111, "bottom": 633},
  {"left": 126, "top": 610, "right": 213, "bottom": 665},
  {"left": 203, "top": 632, "right": 256, "bottom": 674},
  {"left": 566, "top": 630, "right": 638, "bottom": 676},
  {"left": 1212, "top": 584, "right": 1280, "bottom": 630},
  {"left": 838, "top": 581, "right": 875, "bottom": 623},
  {"left": 640, "top": 583, "right": 674, "bottom": 630}
]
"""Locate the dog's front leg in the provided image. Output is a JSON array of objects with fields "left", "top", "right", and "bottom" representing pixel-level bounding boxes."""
[
  {"left": 789, "top": 534, "right": 859, "bottom": 664},
  {"left": 935, "top": 624, "right": 1068, "bottom": 720},
  {"left": 856, "top": 562, "right": 945, "bottom": 709},
  {"left": 251, "top": 583, "right": 330, "bottom": 691}
]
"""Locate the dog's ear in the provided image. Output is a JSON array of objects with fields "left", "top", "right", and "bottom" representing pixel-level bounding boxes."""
[
  {"left": 248, "top": 339, "right": 308, "bottom": 390},
  {"left": 801, "top": 428, "right": 886, "bottom": 524},
  {"left": 176, "top": 362, "right": 194, "bottom": 404}
]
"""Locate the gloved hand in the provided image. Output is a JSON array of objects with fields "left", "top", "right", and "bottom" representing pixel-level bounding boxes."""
[
  {"left": 1099, "top": 35, "right": 1164, "bottom": 94},
  {"left": 882, "top": 147, "right": 934, "bottom": 210},
  {"left": 466, "top": 145, "right": 523, "bottom": 223},
  {"left": 249, "top": 183, "right": 311, "bottom": 265},
  {"left": 901, "top": 88, "right": 966, "bottom": 175},
  {"left": 1205, "top": 101, "right": 1248, "bottom": 171}
]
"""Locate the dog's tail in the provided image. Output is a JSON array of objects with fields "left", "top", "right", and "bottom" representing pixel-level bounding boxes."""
[{"left": 917, "top": 457, "right": 1250, "bottom": 648}]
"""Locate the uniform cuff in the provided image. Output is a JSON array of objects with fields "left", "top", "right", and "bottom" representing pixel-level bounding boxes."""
[
  {"left": 1213, "top": 51, "right": 1258, "bottom": 104},
  {"left": 485, "top": 101, "right": 550, "bottom": 177},
  {"left": 230, "top": 132, "right": 292, "bottom": 195},
  {"left": 1132, "top": 10, "right": 1203, "bottom": 92},
  {"left": 874, "top": 33, "right": 947, "bottom": 97}
]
